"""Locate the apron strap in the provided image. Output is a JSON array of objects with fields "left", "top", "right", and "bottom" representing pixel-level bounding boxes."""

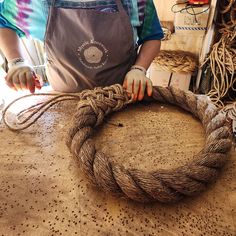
[
  {"left": 51, "top": 0, "right": 56, "bottom": 7},
  {"left": 115, "top": 0, "right": 126, "bottom": 13},
  {"left": 51, "top": 0, "right": 125, "bottom": 12}
]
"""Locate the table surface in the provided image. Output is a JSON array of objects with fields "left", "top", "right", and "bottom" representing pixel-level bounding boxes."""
[{"left": 0, "top": 94, "right": 235, "bottom": 236}]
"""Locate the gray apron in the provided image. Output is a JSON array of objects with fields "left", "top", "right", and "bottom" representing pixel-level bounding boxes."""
[{"left": 44, "top": 0, "right": 136, "bottom": 92}]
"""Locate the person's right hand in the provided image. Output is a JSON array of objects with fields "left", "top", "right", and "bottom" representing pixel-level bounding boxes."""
[{"left": 5, "top": 59, "right": 39, "bottom": 93}]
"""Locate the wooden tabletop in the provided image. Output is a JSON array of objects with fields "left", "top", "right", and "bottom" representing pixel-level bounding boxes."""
[{"left": 0, "top": 96, "right": 235, "bottom": 236}]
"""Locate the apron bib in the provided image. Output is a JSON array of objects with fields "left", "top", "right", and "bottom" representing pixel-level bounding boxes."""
[{"left": 44, "top": 0, "right": 136, "bottom": 92}]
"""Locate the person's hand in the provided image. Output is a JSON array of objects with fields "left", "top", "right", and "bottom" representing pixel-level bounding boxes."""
[
  {"left": 123, "top": 65, "right": 153, "bottom": 101},
  {"left": 5, "top": 58, "right": 40, "bottom": 93}
]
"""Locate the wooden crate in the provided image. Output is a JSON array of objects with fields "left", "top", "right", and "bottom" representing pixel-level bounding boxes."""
[
  {"left": 154, "top": 1, "right": 211, "bottom": 57},
  {"left": 161, "top": 34, "right": 205, "bottom": 56}
]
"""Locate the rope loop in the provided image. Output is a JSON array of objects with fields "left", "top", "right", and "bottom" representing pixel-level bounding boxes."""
[
  {"left": 3, "top": 84, "right": 233, "bottom": 203},
  {"left": 67, "top": 85, "right": 232, "bottom": 203}
]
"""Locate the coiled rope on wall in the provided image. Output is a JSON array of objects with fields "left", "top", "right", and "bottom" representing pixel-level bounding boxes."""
[
  {"left": 202, "top": 0, "right": 236, "bottom": 108},
  {"left": 153, "top": 50, "right": 197, "bottom": 73},
  {"left": 3, "top": 85, "right": 232, "bottom": 203}
]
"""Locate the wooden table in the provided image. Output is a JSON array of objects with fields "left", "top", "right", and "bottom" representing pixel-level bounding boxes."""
[{"left": 0, "top": 96, "right": 235, "bottom": 235}]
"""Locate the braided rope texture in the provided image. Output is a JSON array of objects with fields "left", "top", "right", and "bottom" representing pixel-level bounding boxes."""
[
  {"left": 67, "top": 84, "right": 232, "bottom": 203},
  {"left": 153, "top": 50, "right": 197, "bottom": 73}
]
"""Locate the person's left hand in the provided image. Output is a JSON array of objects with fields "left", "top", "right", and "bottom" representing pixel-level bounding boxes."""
[{"left": 123, "top": 65, "right": 153, "bottom": 101}]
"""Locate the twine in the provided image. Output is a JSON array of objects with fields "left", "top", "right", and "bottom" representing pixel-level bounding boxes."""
[
  {"left": 3, "top": 84, "right": 232, "bottom": 203},
  {"left": 153, "top": 50, "right": 197, "bottom": 73}
]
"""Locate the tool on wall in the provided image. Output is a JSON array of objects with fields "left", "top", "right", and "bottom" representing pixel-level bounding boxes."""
[
  {"left": 188, "top": 0, "right": 209, "bottom": 5},
  {"left": 172, "top": 1, "right": 210, "bottom": 25},
  {"left": 176, "top": 0, "right": 209, "bottom": 4}
]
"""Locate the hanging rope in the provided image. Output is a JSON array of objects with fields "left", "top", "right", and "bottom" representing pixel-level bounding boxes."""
[
  {"left": 171, "top": 2, "right": 210, "bottom": 25},
  {"left": 2, "top": 84, "right": 233, "bottom": 203},
  {"left": 202, "top": 0, "right": 236, "bottom": 107}
]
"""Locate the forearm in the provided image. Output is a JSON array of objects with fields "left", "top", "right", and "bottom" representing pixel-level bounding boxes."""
[
  {"left": 134, "top": 40, "right": 161, "bottom": 70},
  {"left": 0, "top": 28, "right": 24, "bottom": 61}
]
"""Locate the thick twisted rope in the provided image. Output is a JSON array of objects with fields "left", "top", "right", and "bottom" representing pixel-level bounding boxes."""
[
  {"left": 3, "top": 84, "right": 232, "bottom": 203},
  {"left": 66, "top": 85, "right": 232, "bottom": 203}
]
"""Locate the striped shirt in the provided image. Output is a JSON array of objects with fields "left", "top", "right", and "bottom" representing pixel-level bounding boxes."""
[{"left": 0, "top": 0, "right": 163, "bottom": 45}]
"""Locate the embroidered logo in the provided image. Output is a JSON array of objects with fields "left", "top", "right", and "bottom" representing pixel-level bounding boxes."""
[{"left": 77, "top": 40, "right": 108, "bottom": 69}]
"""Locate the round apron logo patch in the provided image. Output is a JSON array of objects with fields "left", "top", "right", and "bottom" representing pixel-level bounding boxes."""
[{"left": 77, "top": 40, "right": 109, "bottom": 69}]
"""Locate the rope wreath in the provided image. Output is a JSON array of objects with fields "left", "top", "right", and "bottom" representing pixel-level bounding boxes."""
[
  {"left": 3, "top": 84, "right": 232, "bottom": 203},
  {"left": 153, "top": 50, "right": 197, "bottom": 73}
]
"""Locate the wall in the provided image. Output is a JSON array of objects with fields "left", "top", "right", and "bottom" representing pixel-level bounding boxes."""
[{"left": 154, "top": 0, "right": 176, "bottom": 22}]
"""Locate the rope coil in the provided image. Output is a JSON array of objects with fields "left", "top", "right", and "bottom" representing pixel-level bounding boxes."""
[
  {"left": 153, "top": 50, "right": 198, "bottom": 73},
  {"left": 202, "top": 0, "right": 236, "bottom": 106},
  {"left": 68, "top": 85, "right": 232, "bottom": 203},
  {"left": 3, "top": 84, "right": 232, "bottom": 203}
]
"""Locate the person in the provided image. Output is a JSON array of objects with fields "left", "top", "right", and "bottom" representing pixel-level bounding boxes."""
[{"left": 0, "top": 0, "right": 163, "bottom": 101}]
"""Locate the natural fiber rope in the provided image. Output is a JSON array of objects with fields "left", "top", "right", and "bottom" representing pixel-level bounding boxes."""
[
  {"left": 3, "top": 93, "right": 82, "bottom": 131},
  {"left": 162, "top": 27, "right": 172, "bottom": 41},
  {"left": 153, "top": 50, "right": 197, "bottom": 73},
  {"left": 220, "top": 0, "right": 235, "bottom": 15},
  {"left": 161, "top": 21, "right": 174, "bottom": 41},
  {"left": 202, "top": 0, "right": 236, "bottom": 107},
  {"left": 223, "top": 102, "right": 236, "bottom": 120},
  {"left": 3, "top": 84, "right": 232, "bottom": 203}
]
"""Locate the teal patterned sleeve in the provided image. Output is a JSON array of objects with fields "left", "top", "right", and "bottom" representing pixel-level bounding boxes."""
[
  {"left": 0, "top": 0, "right": 25, "bottom": 37},
  {"left": 0, "top": 15, "right": 26, "bottom": 38},
  {"left": 137, "top": 0, "right": 164, "bottom": 45},
  {"left": 0, "top": 0, "right": 47, "bottom": 41}
]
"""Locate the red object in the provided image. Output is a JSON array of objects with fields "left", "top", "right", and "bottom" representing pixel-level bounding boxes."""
[
  {"left": 32, "top": 72, "right": 42, "bottom": 90},
  {"left": 188, "top": 0, "right": 209, "bottom": 4}
]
